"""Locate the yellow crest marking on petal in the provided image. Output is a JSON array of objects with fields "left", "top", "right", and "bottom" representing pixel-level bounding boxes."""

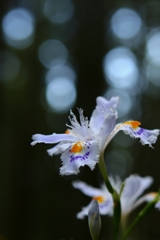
[
  {"left": 70, "top": 142, "right": 83, "bottom": 153},
  {"left": 149, "top": 192, "right": 157, "bottom": 197},
  {"left": 65, "top": 129, "right": 70, "bottom": 134},
  {"left": 92, "top": 196, "right": 105, "bottom": 203},
  {"left": 123, "top": 121, "right": 141, "bottom": 129}
]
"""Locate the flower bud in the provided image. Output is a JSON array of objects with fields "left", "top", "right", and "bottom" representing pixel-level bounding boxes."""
[{"left": 88, "top": 200, "right": 101, "bottom": 240}]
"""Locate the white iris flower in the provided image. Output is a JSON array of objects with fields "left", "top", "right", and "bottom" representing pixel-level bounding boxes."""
[
  {"left": 72, "top": 175, "right": 159, "bottom": 219},
  {"left": 31, "top": 96, "right": 159, "bottom": 175}
]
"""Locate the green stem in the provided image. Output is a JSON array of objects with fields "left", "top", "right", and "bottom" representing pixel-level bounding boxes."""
[
  {"left": 120, "top": 215, "right": 128, "bottom": 237},
  {"left": 98, "top": 154, "right": 114, "bottom": 194},
  {"left": 98, "top": 154, "right": 121, "bottom": 240},
  {"left": 91, "top": 236, "right": 98, "bottom": 240},
  {"left": 121, "top": 195, "right": 160, "bottom": 240},
  {"left": 113, "top": 197, "right": 121, "bottom": 240}
]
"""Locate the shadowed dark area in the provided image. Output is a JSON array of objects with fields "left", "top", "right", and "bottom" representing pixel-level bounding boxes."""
[{"left": 0, "top": 0, "right": 160, "bottom": 240}]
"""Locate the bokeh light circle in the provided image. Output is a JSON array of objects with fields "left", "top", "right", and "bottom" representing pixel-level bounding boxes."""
[
  {"left": 111, "top": 8, "right": 142, "bottom": 40},
  {"left": 45, "top": 77, "right": 76, "bottom": 113},
  {"left": 0, "top": 51, "right": 20, "bottom": 82},
  {"left": 45, "top": 64, "right": 76, "bottom": 84},
  {"left": 145, "top": 62, "right": 160, "bottom": 87},
  {"left": 2, "top": 8, "right": 35, "bottom": 49},
  {"left": 103, "top": 47, "right": 139, "bottom": 89},
  {"left": 44, "top": 0, "right": 74, "bottom": 24},
  {"left": 38, "top": 39, "right": 68, "bottom": 68},
  {"left": 146, "top": 30, "right": 160, "bottom": 66}
]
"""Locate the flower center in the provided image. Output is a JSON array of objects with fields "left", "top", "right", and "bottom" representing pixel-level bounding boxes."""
[
  {"left": 70, "top": 142, "right": 83, "bottom": 153},
  {"left": 123, "top": 121, "right": 141, "bottom": 129},
  {"left": 92, "top": 196, "right": 105, "bottom": 203}
]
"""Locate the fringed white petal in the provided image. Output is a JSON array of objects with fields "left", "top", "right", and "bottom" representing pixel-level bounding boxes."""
[
  {"left": 47, "top": 142, "right": 71, "bottom": 156},
  {"left": 31, "top": 133, "right": 77, "bottom": 146},
  {"left": 90, "top": 96, "right": 119, "bottom": 135},
  {"left": 60, "top": 140, "right": 100, "bottom": 175},
  {"left": 105, "top": 121, "right": 160, "bottom": 149},
  {"left": 67, "top": 109, "right": 93, "bottom": 140}
]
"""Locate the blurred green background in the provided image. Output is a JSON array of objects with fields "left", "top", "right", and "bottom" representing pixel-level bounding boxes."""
[{"left": 0, "top": 0, "right": 160, "bottom": 239}]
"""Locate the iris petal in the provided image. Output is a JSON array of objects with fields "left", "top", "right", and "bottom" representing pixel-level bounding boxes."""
[
  {"left": 47, "top": 142, "right": 71, "bottom": 156},
  {"left": 105, "top": 121, "right": 159, "bottom": 149},
  {"left": 133, "top": 192, "right": 159, "bottom": 211},
  {"left": 72, "top": 181, "right": 105, "bottom": 197},
  {"left": 72, "top": 181, "right": 113, "bottom": 219},
  {"left": 90, "top": 96, "right": 119, "bottom": 135},
  {"left": 31, "top": 133, "right": 78, "bottom": 146},
  {"left": 60, "top": 140, "right": 100, "bottom": 175},
  {"left": 98, "top": 115, "right": 116, "bottom": 151},
  {"left": 121, "top": 175, "right": 153, "bottom": 214}
]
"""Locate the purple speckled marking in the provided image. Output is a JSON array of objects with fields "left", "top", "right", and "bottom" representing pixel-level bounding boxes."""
[
  {"left": 98, "top": 200, "right": 110, "bottom": 209},
  {"left": 135, "top": 128, "right": 144, "bottom": 135},
  {"left": 70, "top": 151, "right": 91, "bottom": 162}
]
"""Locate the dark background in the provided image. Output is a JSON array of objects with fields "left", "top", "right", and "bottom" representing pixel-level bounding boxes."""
[{"left": 0, "top": 0, "right": 160, "bottom": 239}]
